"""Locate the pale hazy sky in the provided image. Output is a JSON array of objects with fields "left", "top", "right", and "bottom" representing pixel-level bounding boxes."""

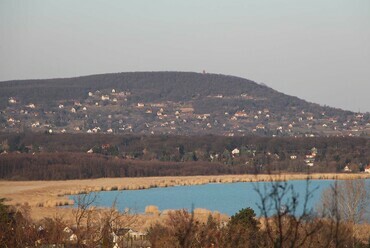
[{"left": 1, "top": 0, "right": 369, "bottom": 112}]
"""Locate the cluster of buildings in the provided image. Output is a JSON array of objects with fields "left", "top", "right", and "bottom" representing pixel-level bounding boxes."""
[{"left": 1, "top": 89, "right": 370, "bottom": 137}]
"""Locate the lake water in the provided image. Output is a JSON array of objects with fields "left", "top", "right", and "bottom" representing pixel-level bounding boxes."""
[{"left": 68, "top": 179, "right": 370, "bottom": 216}]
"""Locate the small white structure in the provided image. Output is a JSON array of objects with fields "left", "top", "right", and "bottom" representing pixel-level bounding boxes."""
[
  {"left": 26, "top": 103, "right": 36, "bottom": 109},
  {"left": 8, "top": 97, "right": 17, "bottom": 104},
  {"left": 107, "top": 128, "right": 113, "bottom": 133},
  {"left": 69, "top": 234, "right": 77, "bottom": 242},
  {"left": 232, "top": 148, "right": 240, "bottom": 156},
  {"left": 58, "top": 104, "right": 64, "bottom": 109},
  {"left": 101, "top": 95, "right": 110, "bottom": 101},
  {"left": 112, "top": 89, "right": 116, "bottom": 93},
  {"left": 365, "top": 165, "right": 370, "bottom": 173},
  {"left": 88, "top": 92, "right": 93, "bottom": 97},
  {"left": 63, "top": 227, "right": 73, "bottom": 234},
  {"left": 343, "top": 165, "right": 352, "bottom": 172},
  {"left": 290, "top": 155, "right": 297, "bottom": 160},
  {"left": 71, "top": 107, "right": 76, "bottom": 113},
  {"left": 234, "top": 111, "right": 248, "bottom": 118}
]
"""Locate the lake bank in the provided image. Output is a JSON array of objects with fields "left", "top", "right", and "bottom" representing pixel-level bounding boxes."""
[{"left": 1, "top": 173, "right": 369, "bottom": 219}]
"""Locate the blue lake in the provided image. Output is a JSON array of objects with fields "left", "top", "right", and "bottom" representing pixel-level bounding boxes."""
[{"left": 68, "top": 179, "right": 370, "bottom": 216}]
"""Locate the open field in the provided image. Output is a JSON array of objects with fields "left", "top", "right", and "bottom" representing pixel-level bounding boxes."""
[{"left": 1, "top": 173, "right": 370, "bottom": 220}]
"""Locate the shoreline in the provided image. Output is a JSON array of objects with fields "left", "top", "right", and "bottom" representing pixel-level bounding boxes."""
[{"left": 1, "top": 173, "right": 370, "bottom": 219}]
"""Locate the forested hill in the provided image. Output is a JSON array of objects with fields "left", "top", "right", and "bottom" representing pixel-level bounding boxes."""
[
  {"left": 0, "top": 71, "right": 346, "bottom": 114},
  {"left": 1, "top": 72, "right": 368, "bottom": 137}
]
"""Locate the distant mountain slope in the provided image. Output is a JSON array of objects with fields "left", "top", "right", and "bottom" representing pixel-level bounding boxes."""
[{"left": 0, "top": 71, "right": 351, "bottom": 116}]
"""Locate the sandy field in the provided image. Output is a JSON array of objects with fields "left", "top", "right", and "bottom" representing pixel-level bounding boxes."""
[{"left": 1, "top": 173, "right": 369, "bottom": 221}]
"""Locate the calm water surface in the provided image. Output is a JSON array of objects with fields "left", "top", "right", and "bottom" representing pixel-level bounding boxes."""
[{"left": 68, "top": 179, "right": 370, "bottom": 216}]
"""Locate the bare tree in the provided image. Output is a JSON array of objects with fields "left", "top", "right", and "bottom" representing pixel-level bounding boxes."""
[
  {"left": 254, "top": 177, "right": 322, "bottom": 248},
  {"left": 318, "top": 179, "right": 370, "bottom": 246},
  {"left": 72, "top": 191, "right": 98, "bottom": 246}
]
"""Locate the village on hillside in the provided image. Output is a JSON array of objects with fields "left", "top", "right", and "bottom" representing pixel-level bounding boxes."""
[{"left": 1, "top": 89, "right": 370, "bottom": 138}]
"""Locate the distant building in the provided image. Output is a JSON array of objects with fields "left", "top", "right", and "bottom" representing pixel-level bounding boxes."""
[
  {"left": 8, "top": 97, "right": 17, "bottom": 104},
  {"left": 343, "top": 165, "right": 352, "bottom": 172},
  {"left": 232, "top": 148, "right": 240, "bottom": 156},
  {"left": 101, "top": 95, "right": 110, "bottom": 101}
]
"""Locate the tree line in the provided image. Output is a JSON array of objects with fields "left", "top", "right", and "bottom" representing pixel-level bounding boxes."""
[{"left": 0, "top": 133, "right": 369, "bottom": 180}]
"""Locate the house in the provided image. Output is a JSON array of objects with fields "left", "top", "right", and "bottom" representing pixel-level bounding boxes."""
[
  {"left": 137, "top": 103, "right": 145, "bottom": 108},
  {"left": 113, "top": 228, "right": 147, "bottom": 243},
  {"left": 290, "top": 155, "right": 297, "bottom": 160},
  {"left": 107, "top": 128, "right": 113, "bottom": 133},
  {"left": 58, "top": 104, "right": 64, "bottom": 109},
  {"left": 234, "top": 111, "right": 248, "bottom": 118},
  {"left": 71, "top": 107, "right": 76, "bottom": 113},
  {"left": 26, "top": 103, "right": 36, "bottom": 109},
  {"left": 343, "top": 165, "right": 352, "bottom": 172},
  {"left": 232, "top": 148, "right": 240, "bottom": 156},
  {"left": 88, "top": 92, "right": 93, "bottom": 97},
  {"left": 31, "top": 122, "right": 40, "bottom": 128},
  {"left": 101, "top": 95, "right": 110, "bottom": 101},
  {"left": 8, "top": 97, "right": 17, "bottom": 104},
  {"left": 256, "top": 124, "right": 265, "bottom": 130},
  {"left": 365, "top": 165, "right": 370, "bottom": 173}
]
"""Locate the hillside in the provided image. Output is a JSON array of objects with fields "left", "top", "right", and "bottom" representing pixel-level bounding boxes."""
[{"left": 0, "top": 72, "right": 369, "bottom": 137}]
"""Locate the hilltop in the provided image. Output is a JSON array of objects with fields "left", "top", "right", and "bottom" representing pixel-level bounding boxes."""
[{"left": 0, "top": 71, "right": 369, "bottom": 137}]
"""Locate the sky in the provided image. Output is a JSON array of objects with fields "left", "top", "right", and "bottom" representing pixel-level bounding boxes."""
[{"left": 0, "top": 0, "right": 369, "bottom": 112}]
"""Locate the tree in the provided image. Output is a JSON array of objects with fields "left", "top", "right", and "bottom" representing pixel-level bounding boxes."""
[
  {"left": 222, "top": 207, "right": 260, "bottom": 248},
  {"left": 255, "top": 177, "right": 321, "bottom": 248},
  {"left": 318, "top": 179, "right": 370, "bottom": 246},
  {"left": 229, "top": 207, "right": 259, "bottom": 230}
]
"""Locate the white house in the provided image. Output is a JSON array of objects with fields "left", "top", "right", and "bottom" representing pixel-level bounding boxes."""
[
  {"left": 343, "top": 165, "right": 352, "bottom": 172},
  {"left": 232, "top": 148, "right": 240, "bottom": 156},
  {"left": 365, "top": 165, "right": 370, "bottom": 173},
  {"left": 101, "top": 95, "right": 110, "bottom": 101},
  {"left": 26, "top": 103, "right": 36, "bottom": 109},
  {"left": 8, "top": 97, "right": 17, "bottom": 104}
]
